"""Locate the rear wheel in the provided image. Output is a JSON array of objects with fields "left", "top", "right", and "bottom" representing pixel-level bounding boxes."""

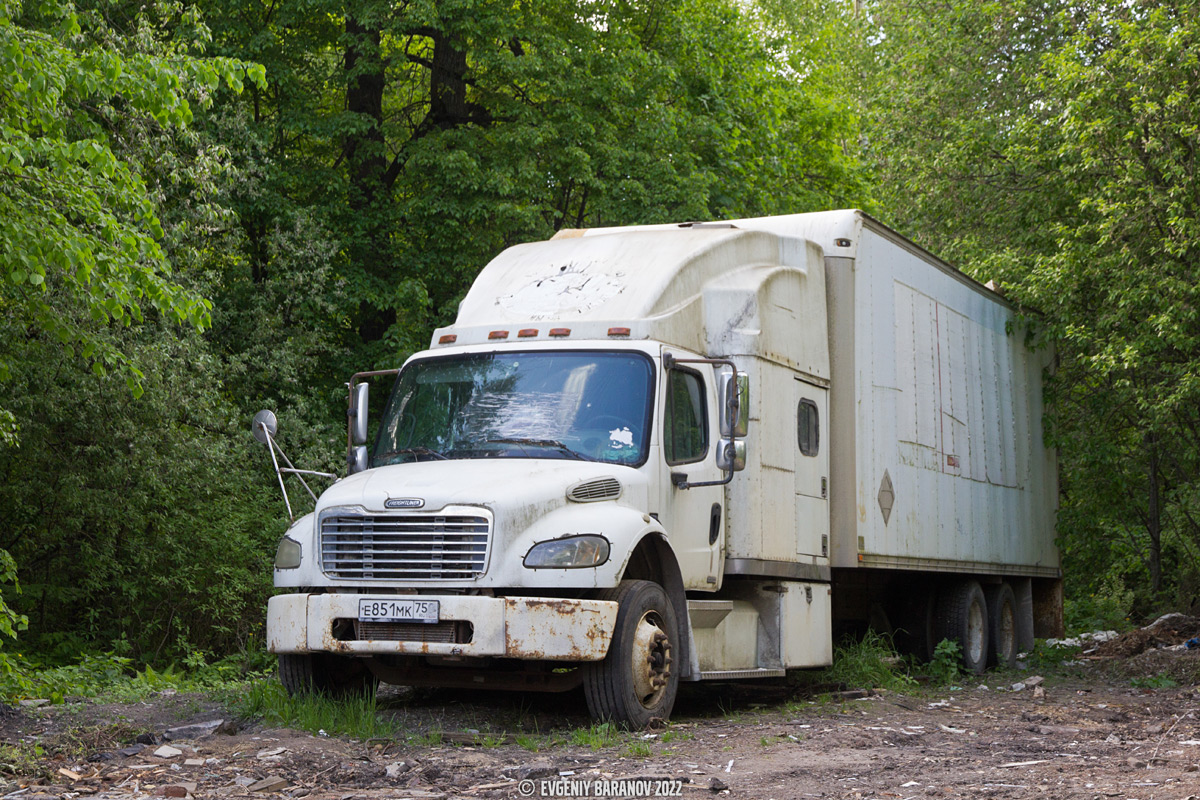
[
  {"left": 984, "top": 583, "right": 1018, "bottom": 668},
  {"left": 583, "top": 580, "right": 679, "bottom": 729},
  {"left": 278, "top": 653, "right": 378, "bottom": 697},
  {"left": 935, "top": 580, "right": 988, "bottom": 674}
]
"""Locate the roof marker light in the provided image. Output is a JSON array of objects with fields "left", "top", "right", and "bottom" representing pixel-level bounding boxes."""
[
  {"left": 438, "top": 334, "right": 457, "bottom": 344},
  {"left": 488, "top": 330, "right": 509, "bottom": 340},
  {"left": 607, "top": 327, "right": 631, "bottom": 337},
  {"left": 549, "top": 328, "right": 571, "bottom": 337},
  {"left": 518, "top": 328, "right": 538, "bottom": 338}
]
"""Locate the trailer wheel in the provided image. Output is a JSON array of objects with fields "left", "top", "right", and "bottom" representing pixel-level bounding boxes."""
[
  {"left": 984, "top": 583, "right": 1018, "bottom": 668},
  {"left": 583, "top": 580, "right": 679, "bottom": 729},
  {"left": 935, "top": 580, "right": 988, "bottom": 674},
  {"left": 278, "top": 653, "right": 377, "bottom": 697}
]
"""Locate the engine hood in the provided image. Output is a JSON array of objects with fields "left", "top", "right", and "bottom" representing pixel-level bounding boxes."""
[{"left": 317, "top": 458, "right": 647, "bottom": 516}]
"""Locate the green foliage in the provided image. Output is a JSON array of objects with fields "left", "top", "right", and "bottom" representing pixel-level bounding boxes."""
[
  {"left": 856, "top": 0, "right": 1200, "bottom": 615},
  {"left": 1064, "top": 580, "right": 1135, "bottom": 636},
  {"left": 229, "top": 679, "right": 394, "bottom": 739},
  {"left": 0, "top": 649, "right": 268, "bottom": 703},
  {"left": 0, "top": 0, "right": 264, "bottom": 395},
  {"left": 568, "top": 722, "right": 622, "bottom": 750},
  {"left": 927, "top": 639, "right": 961, "bottom": 686},
  {"left": 813, "top": 630, "right": 917, "bottom": 693},
  {"left": 1131, "top": 674, "right": 1178, "bottom": 689}
]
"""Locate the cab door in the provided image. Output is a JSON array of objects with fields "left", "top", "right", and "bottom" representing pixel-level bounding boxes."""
[
  {"left": 657, "top": 348, "right": 724, "bottom": 589},
  {"left": 794, "top": 380, "right": 830, "bottom": 558}
]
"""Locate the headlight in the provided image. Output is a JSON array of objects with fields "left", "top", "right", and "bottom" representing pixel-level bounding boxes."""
[
  {"left": 275, "top": 536, "right": 302, "bottom": 569},
  {"left": 523, "top": 535, "right": 610, "bottom": 569}
]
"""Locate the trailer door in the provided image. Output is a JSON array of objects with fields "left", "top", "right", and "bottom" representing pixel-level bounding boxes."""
[{"left": 794, "top": 379, "right": 830, "bottom": 559}]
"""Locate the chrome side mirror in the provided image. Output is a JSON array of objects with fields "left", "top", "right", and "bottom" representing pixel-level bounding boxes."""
[
  {"left": 350, "top": 382, "right": 369, "bottom": 445},
  {"left": 718, "top": 371, "right": 750, "bottom": 438},
  {"left": 716, "top": 438, "right": 747, "bottom": 472}
]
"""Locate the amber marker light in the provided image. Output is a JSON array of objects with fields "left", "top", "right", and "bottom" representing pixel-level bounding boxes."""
[
  {"left": 438, "top": 334, "right": 457, "bottom": 344},
  {"left": 607, "top": 327, "right": 631, "bottom": 337},
  {"left": 488, "top": 330, "right": 509, "bottom": 340},
  {"left": 518, "top": 329, "right": 538, "bottom": 338},
  {"left": 548, "top": 328, "right": 571, "bottom": 337}
]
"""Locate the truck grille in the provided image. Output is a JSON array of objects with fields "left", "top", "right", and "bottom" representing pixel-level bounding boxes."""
[{"left": 319, "top": 513, "right": 490, "bottom": 580}]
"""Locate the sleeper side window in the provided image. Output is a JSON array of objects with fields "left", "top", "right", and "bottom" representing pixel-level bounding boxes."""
[
  {"left": 665, "top": 368, "right": 708, "bottom": 465},
  {"left": 798, "top": 398, "right": 819, "bottom": 457}
]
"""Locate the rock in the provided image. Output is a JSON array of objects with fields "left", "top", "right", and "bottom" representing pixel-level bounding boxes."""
[
  {"left": 164, "top": 719, "right": 226, "bottom": 741},
  {"left": 184, "top": 758, "right": 205, "bottom": 767},
  {"left": 505, "top": 763, "right": 556, "bottom": 781},
  {"left": 136, "top": 732, "right": 157, "bottom": 745},
  {"left": 154, "top": 745, "right": 183, "bottom": 758},
  {"left": 256, "top": 746, "right": 288, "bottom": 759},
  {"left": 1011, "top": 682, "right": 1026, "bottom": 692},
  {"left": 158, "top": 786, "right": 187, "bottom": 798},
  {"left": 118, "top": 745, "right": 144, "bottom": 757},
  {"left": 709, "top": 777, "right": 728, "bottom": 792},
  {"left": 1033, "top": 686, "right": 1045, "bottom": 699},
  {"left": 248, "top": 776, "right": 289, "bottom": 793},
  {"left": 385, "top": 762, "right": 410, "bottom": 778},
  {"left": 18, "top": 699, "right": 50, "bottom": 708},
  {"left": 87, "top": 751, "right": 116, "bottom": 762},
  {"left": 1025, "top": 675, "right": 1044, "bottom": 687},
  {"left": 233, "top": 776, "right": 256, "bottom": 787},
  {"left": 1127, "top": 757, "right": 1147, "bottom": 769}
]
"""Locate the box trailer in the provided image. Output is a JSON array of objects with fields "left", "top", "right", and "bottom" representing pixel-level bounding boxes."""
[{"left": 258, "top": 210, "right": 1060, "bottom": 727}]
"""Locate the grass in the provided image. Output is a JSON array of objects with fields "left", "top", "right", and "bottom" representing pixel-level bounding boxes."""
[
  {"left": 230, "top": 680, "right": 396, "bottom": 740},
  {"left": 568, "top": 722, "right": 622, "bottom": 749},
  {"left": 804, "top": 630, "right": 918, "bottom": 693}
]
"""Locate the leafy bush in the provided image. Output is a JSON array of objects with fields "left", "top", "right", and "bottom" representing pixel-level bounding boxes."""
[
  {"left": 813, "top": 630, "right": 916, "bottom": 692},
  {"left": 927, "top": 639, "right": 961, "bottom": 686}
]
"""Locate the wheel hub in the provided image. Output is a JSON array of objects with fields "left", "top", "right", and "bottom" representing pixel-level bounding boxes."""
[{"left": 631, "top": 611, "right": 672, "bottom": 706}]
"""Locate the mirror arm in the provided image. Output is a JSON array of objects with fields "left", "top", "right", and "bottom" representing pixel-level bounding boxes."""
[
  {"left": 259, "top": 422, "right": 295, "bottom": 523},
  {"left": 662, "top": 353, "right": 741, "bottom": 433},
  {"left": 671, "top": 469, "right": 734, "bottom": 491}
]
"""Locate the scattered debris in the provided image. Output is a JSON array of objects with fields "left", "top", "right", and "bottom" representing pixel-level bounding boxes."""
[
  {"left": 153, "top": 745, "right": 183, "bottom": 758},
  {"left": 248, "top": 775, "right": 289, "bottom": 792}
]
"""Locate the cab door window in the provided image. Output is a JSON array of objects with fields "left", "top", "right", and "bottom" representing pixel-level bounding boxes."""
[{"left": 665, "top": 368, "right": 708, "bottom": 465}]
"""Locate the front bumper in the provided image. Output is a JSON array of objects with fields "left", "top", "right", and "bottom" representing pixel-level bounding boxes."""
[{"left": 267, "top": 593, "right": 618, "bottom": 661}]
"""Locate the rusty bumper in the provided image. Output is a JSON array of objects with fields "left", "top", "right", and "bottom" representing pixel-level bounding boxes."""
[{"left": 267, "top": 593, "right": 618, "bottom": 661}]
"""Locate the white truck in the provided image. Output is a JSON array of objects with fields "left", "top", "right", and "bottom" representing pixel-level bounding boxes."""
[{"left": 258, "top": 210, "right": 1060, "bottom": 728}]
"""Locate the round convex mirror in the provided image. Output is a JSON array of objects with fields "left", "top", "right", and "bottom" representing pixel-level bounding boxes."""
[{"left": 251, "top": 409, "right": 278, "bottom": 443}]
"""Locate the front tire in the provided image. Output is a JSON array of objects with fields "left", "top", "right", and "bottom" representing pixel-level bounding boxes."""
[
  {"left": 583, "top": 580, "right": 679, "bottom": 729},
  {"left": 278, "top": 653, "right": 378, "bottom": 697},
  {"left": 935, "top": 580, "right": 989, "bottom": 674}
]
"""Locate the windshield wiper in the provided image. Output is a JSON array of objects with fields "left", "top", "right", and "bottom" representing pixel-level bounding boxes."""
[
  {"left": 377, "top": 446, "right": 449, "bottom": 462},
  {"left": 486, "top": 438, "right": 596, "bottom": 461}
]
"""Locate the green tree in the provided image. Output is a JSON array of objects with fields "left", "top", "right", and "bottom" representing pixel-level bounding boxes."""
[
  {"left": 0, "top": 0, "right": 264, "bottom": 398},
  {"left": 858, "top": 0, "right": 1200, "bottom": 614}
]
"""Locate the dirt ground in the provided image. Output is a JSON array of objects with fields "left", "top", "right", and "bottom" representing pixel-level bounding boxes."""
[{"left": 6, "top": 618, "right": 1200, "bottom": 800}]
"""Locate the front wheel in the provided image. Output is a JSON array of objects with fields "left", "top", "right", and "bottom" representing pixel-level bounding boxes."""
[
  {"left": 278, "top": 653, "right": 378, "bottom": 697},
  {"left": 583, "top": 580, "right": 679, "bottom": 729}
]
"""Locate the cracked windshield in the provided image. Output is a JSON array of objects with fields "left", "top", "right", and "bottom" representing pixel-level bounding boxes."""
[{"left": 372, "top": 351, "right": 653, "bottom": 466}]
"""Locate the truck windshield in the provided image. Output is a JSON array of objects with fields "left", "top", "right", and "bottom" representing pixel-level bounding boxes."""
[{"left": 372, "top": 351, "right": 654, "bottom": 467}]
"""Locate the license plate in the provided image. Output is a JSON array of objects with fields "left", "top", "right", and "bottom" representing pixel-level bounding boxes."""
[{"left": 357, "top": 598, "right": 440, "bottom": 624}]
